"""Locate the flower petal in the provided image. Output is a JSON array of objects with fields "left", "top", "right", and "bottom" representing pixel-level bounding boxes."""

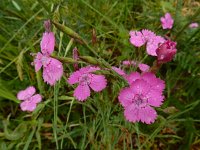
[
  {"left": 138, "top": 106, "right": 157, "bottom": 124},
  {"left": 40, "top": 32, "right": 55, "bottom": 55},
  {"left": 146, "top": 36, "right": 165, "bottom": 56},
  {"left": 34, "top": 52, "right": 43, "bottom": 72},
  {"left": 79, "top": 66, "right": 100, "bottom": 74},
  {"left": 89, "top": 74, "right": 107, "bottom": 92},
  {"left": 17, "top": 86, "right": 36, "bottom": 100},
  {"left": 130, "top": 79, "right": 150, "bottom": 95},
  {"left": 118, "top": 87, "right": 133, "bottom": 107},
  {"left": 43, "top": 58, "right": 63, "bottom": 86},
  {"left": 142, "top": 72, "right": 165, "bottom": 92},
  {"left": 74, "top": 84, "right": 90, "bottom": 101},
  {"left": 129, "top": 31, "right": 146, "bottom": 47},
  {"left": 142, "top": 29, "right": 156, "bottom": 40},
  {"left": 125, "top": 72, "right": 141, "bottom": 85},
  {"left": 146, "top": 42, "right": 157, "bottom": 56},
  {"left": 124, "top": 105, "right": 140, "bottom": 122},
  {"left": 142, "top": 72, "right": 156, "bottom": 81},
  {"left": 20, "top": 101, "right": 37, "bottom": 112},
  {"left": 138, "top": 63, "right": 150, "bottom": 72},
  {"left": 30, "top": 94, "right": 42, "bottom": 104},
  {"left": 147, "top": 90, "right": 164, "bottom": 107},
  {"left": 68, "top": 70, "right": 82, "bottom": 85}
]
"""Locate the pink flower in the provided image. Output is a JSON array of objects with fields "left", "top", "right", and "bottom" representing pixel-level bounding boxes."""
[
  {"left": 34, "top": 52, "right": 63, "bottom": 85},
  {"left": 189, "top": 22, "right": 199, "bottom": 28},
  {"left": 118, "top": 72, "right": 165, "bottom": 124},
  {"left": 68, "top": 66, "right": 107, "bottom": 101},
  {"left": 42, "top": 57, "right": 63, "bottom": 85},
  {"left": 17, "top": 86, "right": 42, "bottom": 112},
  {"left": 33, "top": 25, "right": 63, "bottom": 85},
  {"left": 156, "top": 40, "right": 177, "bottom": 64},
  {"left": 160, "top": 13, "right": 174, "bottom": 29},
  {"left": 129, "top": 29, "right": 165, "bottom": 56}
]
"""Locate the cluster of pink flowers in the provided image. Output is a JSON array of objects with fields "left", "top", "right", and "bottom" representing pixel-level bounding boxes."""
[
  {"left": 17, "top": 16, "right": 178, "bottom": 124},
  {"left": 129, "top": 29, "right": 165, "bottom": 56},
  {"left": 129, "top": 29, "right": 177, "bottom": 63},
  {"left": 17, "top": 20, "right": 63, "bottom": 112},
  {"left": 115, "top": 12, "right": 177, "bottom": 123},
  {"left": 112, "top": 61, "right": 165, "bottom": 124},
  {"left": 130, "top": 11, "right": 178, "bottom": 64}
]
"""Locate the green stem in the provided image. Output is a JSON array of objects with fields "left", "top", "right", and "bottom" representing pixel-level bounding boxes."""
[
  {"left": 53, "top": 84, "right": 59, "bottom": 149},
  {"left": 150, "top": 60, "right": 162, "bottom": 73}
]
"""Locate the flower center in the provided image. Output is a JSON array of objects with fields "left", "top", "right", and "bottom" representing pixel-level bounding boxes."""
[
  {"left": 79, "top": 74, "right": 91, "bottom": 85},
  {"left": 41, "top": 55, "right": 51, "bottom": 67},
  {"left": 133, "top": 94, "right": 146, "bottom": 107}
]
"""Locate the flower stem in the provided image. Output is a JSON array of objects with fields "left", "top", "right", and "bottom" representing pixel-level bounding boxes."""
[{"left": 150, "top": 60, "right": 162, "bottom": 73}]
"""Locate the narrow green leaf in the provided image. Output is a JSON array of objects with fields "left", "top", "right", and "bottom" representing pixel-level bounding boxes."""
[
  {"left": 23, "top": 127, "right": 36, "bottom": 150},
  {"left": 16, "top": 50, "right": 24, "bottom": 81},
  {"left": 0, "top": 88, "right": 20, "bottom": 103},
  {"left": 12, "top": 0, "right": 21, "bottom": 11}
]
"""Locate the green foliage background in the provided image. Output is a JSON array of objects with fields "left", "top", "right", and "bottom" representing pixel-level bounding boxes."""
[{"left": 0, "top": 0, "right": 200, "bottom": 149}]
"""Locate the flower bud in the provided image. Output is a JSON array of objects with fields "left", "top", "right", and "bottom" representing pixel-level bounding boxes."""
[
  {"left": 79, "top": 56, "right": 98, "bottom": 65},
  {"left": 156, "top": 40, "right": 177, "bottom": 64},
  {"left": 73, "top": 47, "right": 79, "bottom": 70},
  {"left": 44, "top": 20, "right": 51, "bottom": 32}
]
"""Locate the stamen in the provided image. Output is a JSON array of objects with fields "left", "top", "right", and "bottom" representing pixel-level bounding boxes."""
[
  {"left": 133, "top": 94, "right": 145, "bottom": 106},
  {"left": 79, "top": 74, "right": 91, "bottom": 85}
]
